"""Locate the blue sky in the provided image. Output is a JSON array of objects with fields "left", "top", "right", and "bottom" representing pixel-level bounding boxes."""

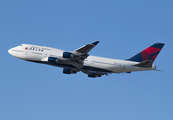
[{"left": 1, "top": 0, "right": 173, "bottom": 120}]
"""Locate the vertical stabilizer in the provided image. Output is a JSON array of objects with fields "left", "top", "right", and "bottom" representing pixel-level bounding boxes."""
[{"left": 128, "top": 43, "right": 165, "bottom": 62}]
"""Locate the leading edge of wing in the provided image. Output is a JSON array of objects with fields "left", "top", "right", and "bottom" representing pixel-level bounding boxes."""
[{"left": 75, "top": 41, "right": 100, "bottom": 54}]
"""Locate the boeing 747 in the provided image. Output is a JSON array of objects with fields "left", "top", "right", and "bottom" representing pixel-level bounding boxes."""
[{"left": 8, "top": 41, "right": 164, "bottom": 78}]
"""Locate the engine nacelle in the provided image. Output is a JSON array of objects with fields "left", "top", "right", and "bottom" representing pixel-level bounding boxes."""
[
  {"left": 48, "top": 57, "right": 59, "bottom": 64},
  {"left": 63, "top": 52, "right": 75, "bottom": 58},
  {"left": 63, "top": 68, "right": 77, "bottom": 74}
]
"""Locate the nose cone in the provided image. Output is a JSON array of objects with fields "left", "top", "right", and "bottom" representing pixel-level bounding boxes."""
[
  {"left": 8, "top": 48, "right": 12, "bottom": 54},
  {"left": 8, "top": 48, "right": 12, "bottom": 55},
  {"left": 8, "top": 46, "right": 25, "bottom": 59},
  {"left": 8, "top": 48, "right": 16, "bottom": 57}
]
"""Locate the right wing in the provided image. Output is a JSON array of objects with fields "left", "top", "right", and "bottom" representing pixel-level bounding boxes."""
[
  {"left": 82, "top": 71, "right": 109, "bottom": 78},
  {"left": 62, "top": 68, "right": 110, "bottom": 78}
]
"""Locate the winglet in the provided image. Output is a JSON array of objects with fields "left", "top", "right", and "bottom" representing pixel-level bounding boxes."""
[{"left": 92, "top": 41, "right": 100, "bottom": 45}]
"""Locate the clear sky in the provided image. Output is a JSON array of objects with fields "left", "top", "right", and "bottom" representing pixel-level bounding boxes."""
[{"left": 1, "top": 0, "right": 173, "bottom": 120}]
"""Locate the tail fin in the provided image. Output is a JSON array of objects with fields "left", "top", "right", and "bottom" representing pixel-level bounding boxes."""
[{"left": 128, "top": 43, "right": 165, "bottom": 62}]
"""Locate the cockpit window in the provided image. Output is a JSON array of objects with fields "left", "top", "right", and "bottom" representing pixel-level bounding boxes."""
[{"left": 20, "top": 44, "right": 22, "bottom": 46}]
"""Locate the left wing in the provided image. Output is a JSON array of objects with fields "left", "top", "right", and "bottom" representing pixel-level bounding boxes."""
[
  {"left": 75, "top": 41, "right": 99, "bottom": 55},
  {"left": 69, "top": 41, "right": 100, "bottom": 61},
  {"left": 42, "top": 41, "right": 100, "bottom": 69},
  {"left": 42, "top": 41, "right": 111, "bottom": 77},
  {"left": 62, "top": 41, "right": 100, "bottom": 68}
]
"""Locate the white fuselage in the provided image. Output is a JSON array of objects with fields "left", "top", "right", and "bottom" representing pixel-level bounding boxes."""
[{"left": 8, "top": 44, "right": 156, "bottom": 74}]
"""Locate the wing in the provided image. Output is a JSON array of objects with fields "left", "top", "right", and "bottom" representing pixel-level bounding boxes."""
[
  {"left": 42, "top": 41, "right": 100, "bottom": 69},
  {"left": 70, "top": 41, "right": 99, "bottom": 61},
  {"left": 62, "top": 41, "right": 100, "bottom": 68},
  {"left": 75, "top": 41, "right": 99, "bottom": 54},
  {"left": 82, "top": 71, "right": 110, "bottom": 78},
  {"left": 62, "top": 68, "right": 110, "bottom": 78}
]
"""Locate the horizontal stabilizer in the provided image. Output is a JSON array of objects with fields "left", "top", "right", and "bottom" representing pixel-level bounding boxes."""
[
  {"left": 155, "top": 69, "right": 162, "bottom": 72},
  {"left": 133, "top": 60, "right": 153, "bottom": 68}
]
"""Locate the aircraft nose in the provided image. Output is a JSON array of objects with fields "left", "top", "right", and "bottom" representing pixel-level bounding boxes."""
[
  {"left": 8, "top": 48, "right": 16, "bottom": 56},
  {"left": 8, "top": 48, "right": 12, "bottom": 54}
]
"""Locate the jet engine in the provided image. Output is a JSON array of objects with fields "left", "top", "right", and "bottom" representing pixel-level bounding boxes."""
[
  {"left": 63, "top": 68, "right": 77, "bottom": 74},
  {"left": 63, "top": 52, "right": 75, "bottom": 58},
  {"left": 48, "top": 57, "right": 59, "bottom": 64}
]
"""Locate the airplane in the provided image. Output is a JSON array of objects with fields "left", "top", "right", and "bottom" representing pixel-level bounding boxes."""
[{"left": 8, "top": 41, "right": 164, "bottom": 78}]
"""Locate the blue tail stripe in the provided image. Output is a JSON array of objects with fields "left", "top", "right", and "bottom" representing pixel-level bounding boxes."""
[
  {"left": 151, "top": 43, "right": 165, "bottom": 48},
  {"left": 128, "top": 53, "right": 143, "bottom": 62}
]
